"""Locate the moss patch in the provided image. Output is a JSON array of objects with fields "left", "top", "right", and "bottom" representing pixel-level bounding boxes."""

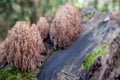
[
  {"left": 115, "top": 57, "right": 120, "bottom": 71},
  {"left": 0, "top": 67, "right": 36, "bottom": 80},
  {"left": 80, "top": 45, "right": 106, "bottom": 70},
  {"left": 82, "top": 13, "right": 93, "bottom": 20}
]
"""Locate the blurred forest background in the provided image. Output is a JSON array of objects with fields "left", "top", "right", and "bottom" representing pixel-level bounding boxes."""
[{"left": 0, "top": 0, "right": 120, "bottom": 42}]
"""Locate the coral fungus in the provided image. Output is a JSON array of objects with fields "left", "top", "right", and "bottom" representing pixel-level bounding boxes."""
[
  {"left": 50, "top": 4, "right": 81, "bottom": 49},
  {"left": 4, "top": 21, "right": 46, "bottom": 72},
  {"left": 37, "top": 17, "right": 49, "bottom": 39},
  {"left": 31, "top": 17, "right": 49, "bottom": 40},
  {"left": 109, "top": 12, "right": 120, "bottom": 26}
]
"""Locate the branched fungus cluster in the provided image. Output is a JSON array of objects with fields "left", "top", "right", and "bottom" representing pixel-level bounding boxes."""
[
  {"left": 4, "top": 21, "right": 46, "bottom": 72},
  {"left": 31, "top": 17, "right": 49, "bottom": 40},
  {"left": 37, "top": 17, "right": 49, "bottom": 39},
  {"left": 109, "top": 12, "right": 120, "bottom": 26},
  {"left": 50, "top": 4, "right": 81, "bottom": 49}
]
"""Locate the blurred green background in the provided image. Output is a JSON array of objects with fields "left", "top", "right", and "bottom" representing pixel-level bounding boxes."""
[{"left": 0, "top": 0, "right": 120, "bottom": 42}]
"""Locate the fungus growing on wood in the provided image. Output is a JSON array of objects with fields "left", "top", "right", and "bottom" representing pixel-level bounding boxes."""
[
  {"left": 50, "top": 4, "right": 81, "bottom": 49},
  {"left": 109, "top": 12, "right": 120, "bottom": 26},
  {"left": 4, "top": 21, "right": 46, "bottom": 72},
  {"left": 37, "top": 17, "right": 49, "bottom": 39},
  {"left": 31, "top": 17, "right": 49, "bottom": 39}
]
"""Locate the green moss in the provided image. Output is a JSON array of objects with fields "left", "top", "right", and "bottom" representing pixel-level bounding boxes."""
[
  {"left": 0, "top": 67, "right": 36, "bottom": 80},
  {"left": 115, "top": 57, "right": 120, "bottom": 69},
  {"left": 82, "top": 13, "right": 93, "bottom": 20},
  {"left": 80, "top": 45, "right": 106, "bottom": 70}
]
